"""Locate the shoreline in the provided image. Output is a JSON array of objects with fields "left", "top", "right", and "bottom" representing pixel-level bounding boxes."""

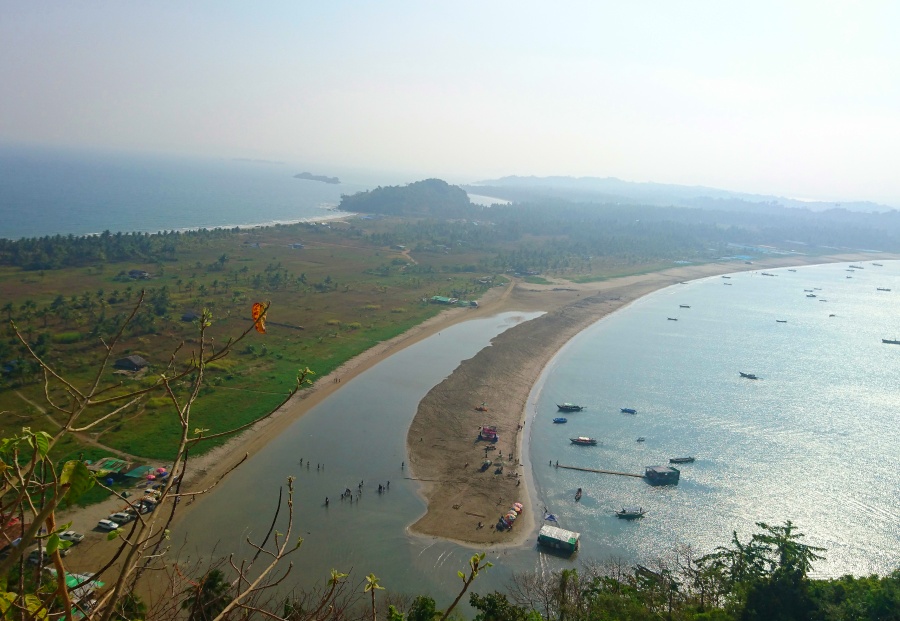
[
  {"left": 55, "top": 252, "right": 896, "bottom": 568},
  {"left": 404, "top": 252, "right": 896, "bottom": 546}
]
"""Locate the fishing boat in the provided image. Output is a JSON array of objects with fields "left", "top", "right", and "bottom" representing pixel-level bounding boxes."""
[
  {"left": 552, "top": 417, "right": 568, "bottom": 424},
  {"left": 850, "top": 265, "right": 864, "bottom": 269},
  {"left": 574, "top": 488, "right": 582, "bottom": 501},
  {"left": 721, "top": 276, "right": 731, "bottom": 279},
  {"left": 723, "top": 282, "right": 732, "bottom": 286},
  {"left": 620, "top": 408, "right": 637, "bottom": 414},
  {"left": 873, "top": 263, "right": 883, "bottom": 266},
  {"left": 877, "top": 288, "right": 891, "bottom": 291},
  {"left": 615, "top": 507, "right": 646, "bottom": 519},
  {"left": 667, "top": 317, "right": 678, "bottom": 321},
  {"left": 788, "top": 269, "right": 797, "bottom": 272},
  {"left": 570, "top": 437, "right": 598, "bottom": 446},
  {"left": 669, "top": 456, "right": 695, "bottom": 464},
  {"left": 776, "top": 320, "right": 787, "bottom": 323},
  {"left": 806, "top": 294, "right": 816, "bottom": 298},
  {"left": 883, "top": 339, "right": 900, "bottom": 345},
  {"left": 636, "top": 437, "right": 646, "bottom": 442},
  {"left": 739, "top": 372, "right": 758, "bottom": 380},
  {"left": 679, "top": 304, "right": 691, "bottom": 308},
  {"left": 557, "top": 403, "right": 585, "bottom": 412},
  {"left": 762, "top": 272, "right": 776, "bottom": 276}
]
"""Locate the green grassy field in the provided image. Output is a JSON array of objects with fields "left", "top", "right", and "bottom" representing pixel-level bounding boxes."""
[{"left": 0, "top": 220, "right": 492, "bottom": 464}]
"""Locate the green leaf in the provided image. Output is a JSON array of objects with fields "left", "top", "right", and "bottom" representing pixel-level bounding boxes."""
[
  {"left": 106, "top": 529, "right": 121, "bottom": 541},
  {"left": 457, "top": 570, "right": 465, "bottom": 581},
  {"left": 45, "top": 534, "right": 59, "bottom": 555},
  {"left": 32, "top": 431, "right": 51, "bottom": 457},
  {"left": 59, "top": 460, "right": 95, "bottom": 501}
]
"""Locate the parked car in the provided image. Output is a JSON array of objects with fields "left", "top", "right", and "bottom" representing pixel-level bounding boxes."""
[
  {"left": 28, "top": 548, "right": 67, "bottom": 564},
  {"left": 97, "top": 519, "right": 119, "bottom": 531},
  {"left": 108, "top": 512, "right": 133, "bottom": 524},
  {"left": 59, "top": 530, "right": 84, "bottom": 544}
]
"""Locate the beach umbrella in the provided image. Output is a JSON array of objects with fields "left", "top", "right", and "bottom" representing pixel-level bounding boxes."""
[
  {"left": 156, "top": 467, "right": 167, "bottom": 474},
  {"left": 512, "top": 502, "right": 523, "bottom": 512},
  {"left": 146, "top": 474, "right": 156, "bottom": 480},
  {"left": 505, "top": 512, "right": 517, "bottom": 521}
]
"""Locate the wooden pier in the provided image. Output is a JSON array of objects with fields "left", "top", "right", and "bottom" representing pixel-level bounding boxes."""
[{"left": 556, "top": 464, "right": 644, "bottom": 478}]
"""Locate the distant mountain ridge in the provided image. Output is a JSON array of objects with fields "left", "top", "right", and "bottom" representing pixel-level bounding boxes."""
[{"left": 468, "top": 175, "right": 895, "bottom": 213}]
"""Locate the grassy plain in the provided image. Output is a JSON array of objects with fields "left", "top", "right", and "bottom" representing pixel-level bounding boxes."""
[{"left": 0, "top": 219, "right": 497, "bottom": 464}]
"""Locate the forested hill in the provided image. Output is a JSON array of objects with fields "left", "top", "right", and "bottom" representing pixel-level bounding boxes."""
[
  {"left": 467, "top": 175, "right": 896, "bottom": 213},
  {"left": 338, "top": 178, "right": 472, "bottom": 217}
]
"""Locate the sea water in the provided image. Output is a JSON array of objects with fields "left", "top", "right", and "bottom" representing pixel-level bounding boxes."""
[
  {"left": 528, "top": 260, "right": 900, "bottom": 579},
  {"left": 0, "top": 145, "right": 371, "bottom": 239}
]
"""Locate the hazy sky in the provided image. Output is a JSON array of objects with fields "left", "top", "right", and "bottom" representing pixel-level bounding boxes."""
[{"left": 2, "top": 2, "right": 898, "bottom": 205}]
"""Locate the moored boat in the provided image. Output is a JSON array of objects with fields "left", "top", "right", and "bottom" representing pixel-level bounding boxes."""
[
  {"left": 679, "top": 304, "right": 691, "bottom": 308},
  {"left": 669, "top": 456, "right": 695, "bottom": 464},
  {"left": 620, "top": 407, "right": 637, "bottom": 414},
  {"left": 570, "top": 437, "right": 598, "bottom": 446},
  {"left": 877, "top": 288, "right": 891, "bottom": 291},
  {"left": 574, "top": 488, "right": 582, "bottom": 501},
  {"left": 776, "top": 319, "right": 787, "bottom": 323},
  {"left": 883, "top": 338, "right": 900, "bottom": 345},
  {"left": 667, "top": 317, "right": 678, "bottom": 321},
  {"left": 644, "top": 465, "right": 680, "bottom": 485},
  {"left": 552, "top": 417, "right": 568, "bottom": 424},
  {"left": 557, "top": 403, "right": 585, "bottom": 412},
  {"left": 739, "top": 372, "right": 758, "bottom": 380},
  {"left": 615, "top": 507, "right": 646, "bottom": 519},
  {"left": 538, "top": 524, "right": 580, "bottom": 554}
]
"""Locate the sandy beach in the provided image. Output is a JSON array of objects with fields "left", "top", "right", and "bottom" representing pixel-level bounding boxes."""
[{"left": 56, "top": 252, "right": 893, "bottom": 572}]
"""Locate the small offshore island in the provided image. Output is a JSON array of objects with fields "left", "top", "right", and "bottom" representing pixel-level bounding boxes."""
[{"left": 293, "top": 171, "right": 340, "bottom": 184}]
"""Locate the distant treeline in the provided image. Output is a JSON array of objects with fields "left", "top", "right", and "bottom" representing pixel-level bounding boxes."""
[
  {"left": 0, "top": 228, "right": 237, "bottom": 271},
  {"left": 339, "top": 178, "right": 472, "bottom": 218}
]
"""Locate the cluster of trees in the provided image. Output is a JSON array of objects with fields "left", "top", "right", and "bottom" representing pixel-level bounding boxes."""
[{"left": 0, "top": 228, "right": 248, "bottom": 271}]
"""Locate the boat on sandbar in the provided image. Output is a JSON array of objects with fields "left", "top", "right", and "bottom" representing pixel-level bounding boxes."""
[
  {"left": 620, "top": 407, "right": 637, "bottom": 414},
  {"left": 570, "top": 437, "right": 598, "bottom": 446},
  {"left": 557, "top": 403, "right": 585, "bottom": 412},
  {"left": 478, "top": 425, "right": 498, "bottom": 442},
  {"left": 615, "top": 507, "right": 646, "bottom": 519},
  {"left": 669, "top": 456, "right": 695, "bottom": 464},
  {"left": 552, "top": 417, "right": 568, "bottom": 424}
]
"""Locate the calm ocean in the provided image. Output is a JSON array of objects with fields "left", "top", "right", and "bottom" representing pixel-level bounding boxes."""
[
  {"left": 529, "top": 261, "right": 900, "bottom": 579},
  {"left": 172, "top": 262, "right": 899, "bottom": 602},
  {"left": 0, "top": 145, "right": 380, "bottom": 239}
]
